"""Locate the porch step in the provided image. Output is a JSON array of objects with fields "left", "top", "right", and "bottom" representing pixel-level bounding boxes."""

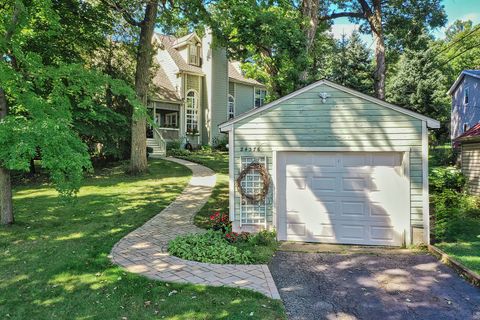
[{"left": 146, "top": 138, "right": 166, "bottom": 157}]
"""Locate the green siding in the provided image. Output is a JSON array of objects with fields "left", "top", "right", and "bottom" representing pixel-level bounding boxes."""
[
  {"left": 235, "top": 83, "right": 254, "bottom": 116},
  {"left": 232, "top": 83, "right": 425, "bottom": 228}
]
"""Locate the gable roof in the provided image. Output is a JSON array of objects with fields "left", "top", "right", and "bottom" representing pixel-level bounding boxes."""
[
  {"left": 448, "top": 70, "right": 480, "bottom": 95},
  {"left": 172, "top": 33, "right": 201, "bottom": 48},
  {"left": 453, "top": 122, "right": 480, "bottom": 145},
  {"left": 228, "top": 63, "right": 265, "bottom": 87},
  {"left": 151, "top": 62, "right": 181, "bottom": 103},
  {"left": 154, "top": 33, "right": 204, "bottom": 75},
  {"left": 219, "top": 79, "right": 440, "bottom": 131}
]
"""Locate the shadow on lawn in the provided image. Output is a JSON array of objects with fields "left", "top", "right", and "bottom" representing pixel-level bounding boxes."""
[{"left": 0, "top": 160, "right": 285, "bottom": 319}]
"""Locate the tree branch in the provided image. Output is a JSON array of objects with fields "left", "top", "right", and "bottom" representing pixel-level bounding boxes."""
[
  {"left": 321, "top": 11, "right": 364, "bottom": 21},
  {"left": 101, "top": 0, "right": 142, "bottom": 27}
]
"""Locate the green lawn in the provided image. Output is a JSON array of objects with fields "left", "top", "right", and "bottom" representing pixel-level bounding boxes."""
[
  {"left": 436, "top": 241, "right": 480, "bottom": 274},
  {"left": 0, "top": 159, "right": 285, "bottom": 319},
  {"left": 170, "top": 151, "right": 278, "bottom": 264}
]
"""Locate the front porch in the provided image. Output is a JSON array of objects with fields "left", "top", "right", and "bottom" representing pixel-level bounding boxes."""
[{"left": 148, "top": 101, "right": 181, "bottom": 141}]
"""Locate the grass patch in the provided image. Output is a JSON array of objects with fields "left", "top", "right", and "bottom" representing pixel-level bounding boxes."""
[
  {"left": 0, "top": 159, "right": 285, "bottom": 319},
  {"left": 170, "top": 151, "right": 278, "bottom": 264},
  {"left": 436, "top": 241, "right": 480, "bottom": 275}
]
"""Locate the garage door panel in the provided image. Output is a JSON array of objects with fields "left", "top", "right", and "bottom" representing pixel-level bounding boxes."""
[
  {"left": 311, "top": 177, "right": 337, "bottom": 192},
  {"left": 281, "top": 151, "right": 408, "bottom": 246}
]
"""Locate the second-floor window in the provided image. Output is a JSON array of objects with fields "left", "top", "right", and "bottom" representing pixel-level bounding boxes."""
[
  {"left": 464, "top": 87, "right": 470, "bottom": 105},
  {"left": 186, "top": 90, "right": 199, "bottom": 133},
  {"left": 228, "top": 95, "right": 235, "bottom": 119},
  {"left": 255, "top": 88, "right": 267, "bottom": 108},
  {"left": 189, "top": 44, "right": 200, "bottom": 66}
]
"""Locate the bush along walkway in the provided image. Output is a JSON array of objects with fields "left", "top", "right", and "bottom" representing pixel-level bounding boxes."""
[{"left": 110, "top": 157, "right": 280, "bottom": 299}]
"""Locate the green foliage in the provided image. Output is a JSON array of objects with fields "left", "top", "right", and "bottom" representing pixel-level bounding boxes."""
[
  {"left": 211, "top": 0, "right": 310, "bottom": 97},
  {"left": 429, "top": 144, "right": 456, "bottom": 167},
  {"left": 167, "top": 148, "right": 191, "bottom": 157},
  {"left": 0, "top": 0, "right": 142, "bottom": 197},
  {"left": 431, "top": 190, "right": 476, "bottom": 242},
  {"left": 331, "top": 32, "right": 374, "bottom": 95},
  {"left": 168, "top": 230, "right": 254, "bottom": 264},
  {"left": 249, "top": 229, "right": 277, "bottom": 246},
  {"left": 166, "top": 139, "right": 182, "bottom": 151},
  {"left": 386, "top": 36, "right": 450, "bottom": 126},
  {"left": 0, "top": 159, "right": 286, "bottom": 319},
  {"left": 429, "top": 166, "right": 466, "bottom": 193}
]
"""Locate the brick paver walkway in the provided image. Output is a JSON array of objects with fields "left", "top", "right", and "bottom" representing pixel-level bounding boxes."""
[{"left": 110, "top": 157, "right": 280, "bottom": 299}]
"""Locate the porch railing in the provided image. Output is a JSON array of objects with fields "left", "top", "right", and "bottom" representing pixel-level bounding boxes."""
[{"left": 153, "top": 127, "right": 167, "bottom": 156}]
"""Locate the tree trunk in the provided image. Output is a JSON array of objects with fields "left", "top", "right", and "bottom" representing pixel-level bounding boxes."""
[
  {"left": 299, "top": 0, "right": 320, "bottom": 83},
  {"left": 129, "top": 1, "right": 158, "bottom": 174},
  {"left": 0, "top": 87, "right": 13, "bottom": 225},
  {"left": 372, "top": 30, "right": 386, "bottom": 100},
  {"left": 370, "top": 0, "right": 386, "bottom": 100}
]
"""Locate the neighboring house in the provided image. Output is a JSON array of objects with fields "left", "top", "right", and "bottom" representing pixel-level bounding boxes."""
[
  {"left": 449, "top": 70, "right": 480, "bottom": 140},
  {"left": 148, "top": 30, "right": 266, "bottom": 149},
  {"left": 219, "top": 79, "right": 439, "bottom": 246},
  {"left": 449, "top": 70, "right": 480, "bottom": 196}
]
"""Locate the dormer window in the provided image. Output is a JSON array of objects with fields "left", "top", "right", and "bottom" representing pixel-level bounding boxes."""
[
  {"left": 464, "top": 87, "right": 470, "bottom": 105},
  {"left": 189, "top": 44, "right": 200, "bottom": 66}
]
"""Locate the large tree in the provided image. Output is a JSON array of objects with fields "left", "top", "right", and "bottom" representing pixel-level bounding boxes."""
[
  {"left": 0, "top": 0, "right": 140, "bottom": 225},
  {"left": 331, "top": 31, "right": 374, "bottom": 94},
  {"left": 321, "top": 0, "right": 446, "bottom": 99},
  {"left": 104, "top": 0, "right": 161, "bottom": 174},
  {"left": 211, "top": 0, "right": 310, "bottom": 97}
]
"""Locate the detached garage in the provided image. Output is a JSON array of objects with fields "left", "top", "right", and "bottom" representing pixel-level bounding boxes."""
[{"left": 219, "top": 80, "right": 439, "bottom": 246}]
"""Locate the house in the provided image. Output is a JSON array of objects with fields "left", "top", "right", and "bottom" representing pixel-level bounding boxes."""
[
  {"left": 219, "top": 80, "right": 439, "bottom": 246},
  {"left": 449, "top": 70, "right": 480, "bottom": 140},
  {"left": 147, "top": 30, "right": 266, "bottom": 151},
  {"left": 449, "top": 70, "right": 480, "bottom": 195}
]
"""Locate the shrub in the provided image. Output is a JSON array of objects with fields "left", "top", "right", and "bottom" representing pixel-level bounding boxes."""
[
  {"left": 431, "top": 190, "right": 474, "bottom": 242},
  {"left": 208, "top": 212, "right": 231, "bottom": 232},
  {"left": 249, "top": 230, "right": 277, "bottom": 246},
  {"left": 430, "top": 145, "right": 457, "bottom": 167},
  {"left": 429, "top": 166, "right": 466, "bottom": 193},
  {"left": 213, "top": 136, "right": 228, "bottom": 151},
  {"left": 225, "top": 231, "right": 251, "bottom": 243},
  {"left": 167, "top": 148, "right": 191, "bottom": 157},
  {"left": 168, "top": 231, "right": 253, "bottom": 264},
  {"left": 166, "top": 140, "right": 182, "bottom": 151},
  {"left": 200, "top": 144, "right": 213, "bottom": 153}
]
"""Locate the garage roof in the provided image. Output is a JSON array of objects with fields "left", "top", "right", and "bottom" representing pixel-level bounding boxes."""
[{"left": 219, "top": 79, "right": 440, "bottom": 131}]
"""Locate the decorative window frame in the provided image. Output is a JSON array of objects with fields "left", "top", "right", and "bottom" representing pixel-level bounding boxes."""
[
  {"left": 185, "top": 90, "right": 199, "bottom": 134},
  {"left": 464, "top": 87, "right": 470, "bottom": 105},
  {"left": 165, "top": 112, "right": 178, "bottom": 128},
  {"left": 254, "top": 87, "right": 267, "bottom": 108},
  {"left": 239, "top": 156, "right": 267, "bottom": 227},
  {"left": 188, "top": 43, "right": 200, "bottom": 66},
  {"left": 228, "top": 94, "right": 235, "bottom": 120}
]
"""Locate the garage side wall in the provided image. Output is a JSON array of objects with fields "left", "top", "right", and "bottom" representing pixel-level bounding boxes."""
[{"left": 231, "top": 84, "right": 425, "bottom": 241}]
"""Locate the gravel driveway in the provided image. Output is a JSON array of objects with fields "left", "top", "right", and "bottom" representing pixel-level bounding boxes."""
[{"left": 270, "top": 251, "right": 480, "bottom": 320}]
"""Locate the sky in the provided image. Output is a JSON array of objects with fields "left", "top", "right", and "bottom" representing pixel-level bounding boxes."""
[{"left": 330, "top": 0, "right": 480, "bottom": 42}]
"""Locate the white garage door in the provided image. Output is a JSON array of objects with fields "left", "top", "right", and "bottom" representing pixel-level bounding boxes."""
[{"left": 278, "top": 152, "right": 409, "bottom": 246}]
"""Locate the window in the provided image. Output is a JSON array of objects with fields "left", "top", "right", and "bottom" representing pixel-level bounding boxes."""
[
  {"left": 239, "top": 156, "right": 267, "bottom": 226},
  {"left": 464, "top": 123, "right": 469, "bottom": 133},
  {"left": 254, "top": 88, "right": 267, "bottom": 108},
  {"left": 228, "top": 95, "right": 235, "bottom": 119},
  {"left": 188, "top": 44, "right": 200, "bottom": 66},
  {"left": 165, "top": 112, "right": 178, "bottom": 128},
  {"left": 464, "top": 87, "right": 470, "bottom": 105},
  {"left": 186, "top": 90, "right": 199, "bottom": 133}
]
